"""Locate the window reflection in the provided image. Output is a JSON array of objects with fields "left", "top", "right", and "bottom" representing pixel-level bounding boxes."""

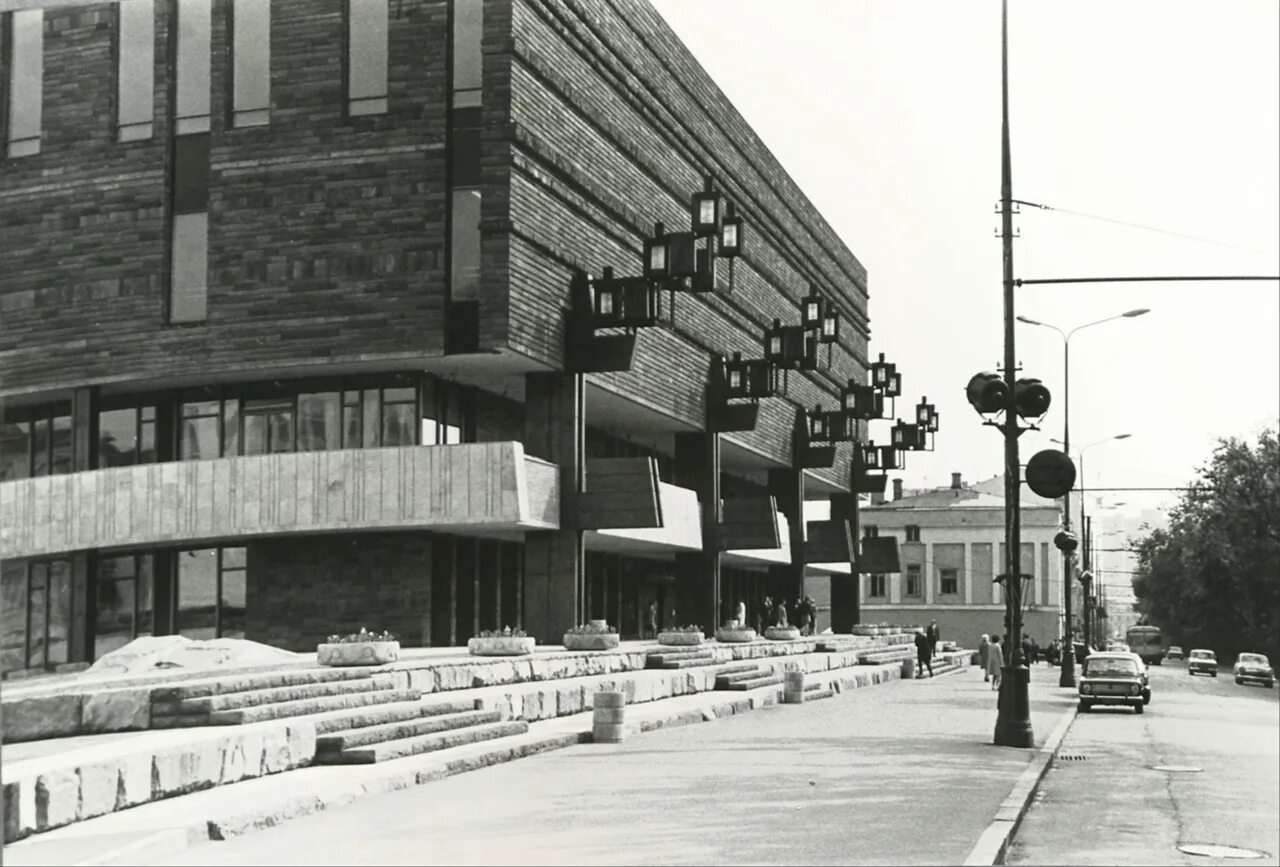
[
  {"left": 298, "top": 393, "right": 340, "bottom": 451},
  {"left": 177, "top": 547, "right": 246, "bottom": 640}
]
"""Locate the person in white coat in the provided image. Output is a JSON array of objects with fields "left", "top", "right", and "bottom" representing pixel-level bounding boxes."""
[{"left": 987, "top": 635, "right": 1004, "bottom": 690}]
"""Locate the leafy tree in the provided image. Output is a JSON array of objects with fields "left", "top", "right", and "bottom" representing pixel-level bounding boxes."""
[{"left": 1130, "top": 428, "right": 1279, "bottom": 660}]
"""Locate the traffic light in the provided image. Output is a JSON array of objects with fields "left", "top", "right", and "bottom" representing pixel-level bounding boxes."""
[
  {"left": 1014, "top": 377, "right": 1051, "bottom": 419},
  {"left": 965, "top": 372, "right": 1009, "bottom": 415}
]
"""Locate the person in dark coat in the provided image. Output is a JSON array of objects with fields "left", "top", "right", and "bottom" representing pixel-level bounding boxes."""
[
  {"left": 914, "top": 628, "right": 933, "bottom": 677},
  {"left": 926, "top": 620, "right": 941, "bottom": 659},
  {"left": 758, "top": 596, "right": 772, "bottom": 633},
  {"left": 796, "top": 598, "right": 812, "bottom": 635}
]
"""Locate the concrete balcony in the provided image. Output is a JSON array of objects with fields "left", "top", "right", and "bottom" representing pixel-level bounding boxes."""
[
  {"left": 584, "top": 482, "right": 703, "bottom": 555},
  {"left": 0, "top": 443, "right": 559, "bottom": 559}
]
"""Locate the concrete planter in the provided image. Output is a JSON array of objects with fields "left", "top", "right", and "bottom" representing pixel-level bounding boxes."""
[
  {"left": 317, "top": 641, "right": 400, "bottom": 667},
  {"left": 468, "top": 636, "right": 536, "bottom": 657},
  {"left": 658, "top": 631, "right": 704, "bottom": 647},
  {"left": 851, "top": 625, "right": 877, "bottom": 636},
  {"left": 563, "top": 633, "right": 620, "bottom": 651},
  {"left": 765, "top": 626, "right": 802, "bottom": 641},
  {"left": 714, "top": 627, "right": 758, "bottom": 643}
]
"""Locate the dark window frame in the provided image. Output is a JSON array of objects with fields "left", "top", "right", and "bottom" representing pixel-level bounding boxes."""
[
  {"left": 869, "top": 574, "right": 887, "bottom": 598},
  {"left": 905, "top": 525, "right": 921, "bottom": 542},
  {"left": 939, "top": 568, "right": 959, "bottom": 596}
]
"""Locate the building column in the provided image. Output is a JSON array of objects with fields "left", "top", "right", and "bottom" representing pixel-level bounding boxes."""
[
  {"left": 69, "top": 387, "right": 97, "bottom": 662},
  {"left": 768, "top": 463, "right": 805, "bottom": 611},
  {"left": 829, "top": 490, "right": 859, "bottom": 632},
  {"left": 521, "top": 372, "right": 584, "bottom": 644},
  {"left": 925, "top": 542, "right": 935, "bottom": 605},
  {"left": 673, "top": 432, "right": 721, "bottom": 632}
]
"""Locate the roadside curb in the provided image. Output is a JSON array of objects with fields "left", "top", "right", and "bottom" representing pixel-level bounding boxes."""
[{"left": 962, "top": 698, "right": 1078, "bottom": 866}]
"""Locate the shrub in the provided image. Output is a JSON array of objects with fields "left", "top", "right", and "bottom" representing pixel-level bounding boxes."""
[
  {"left": 325, "top": 627, "right": 396, "bottom": 644},
  {"left": 476, "top": 626, "right": 527, "bottom": 639},
  {"left": 566, "top": 623, "right": 617, "bottom": 635},
  {"left": 661, "top": 625, "right": 704, "bottom": 634}
]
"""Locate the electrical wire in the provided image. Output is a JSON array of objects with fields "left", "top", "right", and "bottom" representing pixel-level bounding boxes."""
[{"left": 1012, "top": 198, "right": 1272, "bottom": 256}]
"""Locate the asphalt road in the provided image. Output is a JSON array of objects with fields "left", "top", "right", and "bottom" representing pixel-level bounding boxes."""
[
  {"left": 152, "top": 666, "right": 1074, "bottom": 866},
  {"left": 1007, "top": 657, "right": 1280, "bottom": 866}
]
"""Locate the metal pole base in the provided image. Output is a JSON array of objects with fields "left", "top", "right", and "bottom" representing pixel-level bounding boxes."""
[
  {"left": 994, "top": 665, "right": 1035, "bottom": 748},
  {"left": 1058, "top": 658, "right": 1077, "bottom": 688}
]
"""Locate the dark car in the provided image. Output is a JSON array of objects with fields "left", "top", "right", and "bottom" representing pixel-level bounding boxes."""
[
  {"left": 1079, "top": 652, "right": 1146, "bottom": 714},
  {"left": 1233, "top": 653, "right": 1275, "bottom": 688},
  {"left": 1188, "top": 648, "right": 1218, "bottom": 677}
]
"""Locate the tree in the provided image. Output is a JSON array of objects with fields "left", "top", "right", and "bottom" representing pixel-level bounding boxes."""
[{"left": 1130, "top": 428, "right": 1279, "bottom": 660}]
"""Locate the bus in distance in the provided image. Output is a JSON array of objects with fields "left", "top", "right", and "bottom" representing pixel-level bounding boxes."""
[{"left": 1126, "top": 625, "right": 1165, "bottom": 665}]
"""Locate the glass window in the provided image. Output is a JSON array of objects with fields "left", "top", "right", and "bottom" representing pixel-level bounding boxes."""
[
  {"left": 26, "top": 564, "right": 47, "bottom": 669},
  {"left": 6, "top": 9, "right": 43, "bottom": 157},
  {"left": 298, "top": 392, "right": 341, "bottom": 451},
  {"left": 243, "top": 397, "right": 293, "bottom": 455},
  {"left": 1, "top": 561, "right": 28, "bottom": 674},
  {"left": 94, "top": 554, "right": 147, "bottom": 660},
  {"left": 221, "top": 398, "right": 239, "bottom": 457},
  {"left": 906, "top": 564, "right": 921, "bottom": 597},
  {"left": 174, "top": 0, "right": 211, "bottom": 134},
  {"left": 451, "top": 0, "right": 481, "bottom": 107},
  {"left": 450, "top": 189, "right": 481, "bottom": 301},
  {"left": 30, "top": 417, "right": 48, "bottom": 476},
  {"left": 177, "top": 548, "right": 218, "bottom": 640},
  {"left": 98, "top": 408, "right": 139, "bottom": 467},
  {"left": 940, "top": 569, "right": 958, "bottom": 595},
  {"left": 382, "top": 401, "right": 415, "bottom": 446},
  {"left": 51, "top": 415, "right": 72, "bottom": 474},
  {"left": 870, "top": 574, "right": 886, "bottom": 598},
  {"left": 170, "top": 211, "right": 208, "bottom": 323},
  {"left": 117, "top": 0, "right": 155, "bottom": 141},
  {"left": 220, "top": 548, "right": 246, "bottom": 640},
  {"left": 181, "top": 399, "right": 222, "bottom": 460},
  {"left": 0, "top": 421, "right": 30, "bottom": 480},
  {"left": 347, "top": 0, "right": 388, "bottom": 116},
  {"left": 231, "top": 0, "right": 270, "bottom": 127},
  {"left": 905, "top": 525, "right": 921, "bottom": 542},
  {"left": 863, "top": 525, "right": 878, "bottom": 538},
  {"left": 362, "top": 389, "right": 380, "bottom": 448},
  {"left": 342, "top": 390, "right": 362, "bottom": 448}
]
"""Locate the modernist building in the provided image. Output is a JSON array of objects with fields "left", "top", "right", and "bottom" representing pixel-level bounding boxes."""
[
  {"left": 0, "top": 0, "right": 894, "bottom": 676},
  {"left": 858, "top": 474, "right": 1065, "bottom": 647}
]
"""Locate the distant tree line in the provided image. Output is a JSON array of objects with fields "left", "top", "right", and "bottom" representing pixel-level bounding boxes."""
[{"left": 1130, "top": 428, "right": 1279, "bottom": 660}]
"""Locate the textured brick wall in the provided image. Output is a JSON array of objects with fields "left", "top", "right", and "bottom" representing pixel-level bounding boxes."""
[
  {"left": 0, "top": 0, "right": 448, "bottom": 400},
  {"left": 496, "top": 0, "right": 870, "bottom": 485},
  {"left": 246, "top": 531, "right": 432, "bottom": 651}
]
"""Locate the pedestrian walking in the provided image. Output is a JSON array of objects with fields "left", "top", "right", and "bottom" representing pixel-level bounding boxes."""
[
  {"left": 927, "top": 619, "right": 941, "bottom": 659},
  {"left": 987, "top": 635, "right": 1004, "bottom": 690},
  {"left": 734, "top": 599, "right": 746, "bottom": 628},
  {"left": 979, "top": 633, "right": 990, "bottom": 682},
  {"left": 914, "top": 628, "right": 933, "bottom": 678},
  {"left": 646, "top": 600, "right": 658, "bottom": 639}
]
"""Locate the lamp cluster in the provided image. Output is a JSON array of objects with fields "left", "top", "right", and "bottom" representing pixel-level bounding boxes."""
[
  {"left": 805, "top": 352, "right": 940, "bottom": 486},
  {"left": 761, "top": 287, "right": 841, "bottom": 373},
  {"left": 643, "top": 177, "right": 743, "bottom": 295}
]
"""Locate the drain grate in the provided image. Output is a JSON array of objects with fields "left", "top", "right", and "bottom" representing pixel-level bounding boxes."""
[
  {"left": 1179, "top": 843, "right": 1268, "bottom": 859},
  {"left": 1152, "top": 764, "right": 1203, "bottom": 773},
  {"left": 1057, "top": 753, "right": 1088, "bottom": 761}
]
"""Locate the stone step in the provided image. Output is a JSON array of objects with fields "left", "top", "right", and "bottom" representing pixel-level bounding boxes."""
[
  {"left": 331, "top": 719, "right": 531, "bottom": 764},
  {"left": 714, "top": 662, "right": 760, "bottom": 676},
  {"left": 308, "top": 698, "right": 481, "bottom": 736},
  {"left": 660, "top": 656, "right": 717, "bottom": 669},
  {"left": 316, "top": 708, "right": 504, "bottom": 755},
  {"left": 207, "top": 688, "right": 422, "bottom": 725},
  {"left": 723, "top": 673, "right": 784, "bottom": 691},
  {"left": 805, "top": 688, "right": 836, "bottom": 701},
  {"left": 715, "top": 668, "right": 768, "bottom": 687},
  {"left": 158, "top": 677, "right": 385, "bottom": 715},
  {"left": 151, "top": 667, "right": 382, "bottom": 702}
]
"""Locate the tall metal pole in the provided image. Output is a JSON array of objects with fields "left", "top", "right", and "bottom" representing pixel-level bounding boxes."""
[
  {"left": 995, "top": 0, "right": 1034, "bottom": 748},
  {"left": 1058, "top": 337, "right": 1076, "bottom": 686}
]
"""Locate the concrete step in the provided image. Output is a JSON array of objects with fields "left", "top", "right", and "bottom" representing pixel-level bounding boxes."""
[
  {"left": 660, "top": 656, "right": 717, "bottom": 669},
  {"left": 316, "top": 709, "right": 504, "bottom": 756},
  {"left": 723, "top": 673, "right": 784, "bottom": 691},
  {"left": 332, "top": 719, "right": 531, "bottom": 764},
  {"left": 308, "top": 698, "right": 481, "bottom": 736},
  {"left": 151, "top": 667, "right": 382, "bottom": 702},
  {"left": 714, "top": 662, "right": 760, "bottom": 676},
  {"left": 158, "top": 677, "right": 385, "bottom": 715},
  {"left": 804, "top": 687, "right": 836, "bottom": 701},
  {"left": 645, "top": 650, "right": 713, "bottom": 669},
  {"left": 207, "top": 688, "right": 422, "bottom": 725},
  {"left": 715, "top": 668, "right": 768, "bottom": 687}
]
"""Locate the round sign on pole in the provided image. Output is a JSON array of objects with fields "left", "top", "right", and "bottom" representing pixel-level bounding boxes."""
[{"left": 1025, "top": 449, "right": 1076, "bottom": 499}]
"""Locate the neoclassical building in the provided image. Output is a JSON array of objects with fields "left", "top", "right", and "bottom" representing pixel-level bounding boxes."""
[
  {"left": 0, "top": 0, "right": 883, "bottom": 675},
  {"left": 858, "top": 474, "right": 1066, "bottom": 647}
]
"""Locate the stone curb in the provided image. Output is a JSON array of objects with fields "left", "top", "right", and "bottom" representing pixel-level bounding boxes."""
[
  {"left": 37, "top": 660, "right": 905, "bottom": 866},
  {"left": 961, "top": 698, "right": 1079, "bottom": 866}
]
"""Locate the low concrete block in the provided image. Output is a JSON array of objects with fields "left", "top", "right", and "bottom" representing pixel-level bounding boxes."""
[
  {"left": 259, "top": 726, "right": 292, "bottom": 775},
  {"left": 592, "top": 722, "right": 627, "bottom": 743},
  {"left": 4, "top": 777, "right": 37, "bottom": 841},
  {"left": 520, "top": 688, "right": 545, "bottom": 722},
  {"left": 76, "top": 760, "right": 120, "bottom": 821},
  {"left": 116, "top": 751, "right": 152, "bottom": 809},
  {"left": 2, "top": 693, "right": 84, "bottom": 743},
  {"left": 35, "top": 768, "right": 79, "bottom": 830},
  {"left": 151, "top": 738, "right": 223, "bottom": 797},
  {"left": 284, "top": 722, "right": 316, "bottom": 769},
  {"left": 83, "top": 687, "right": 152, "bottom": 734},
  {"left": 556, "top": 684, "right": 583, "bottom": 716}
]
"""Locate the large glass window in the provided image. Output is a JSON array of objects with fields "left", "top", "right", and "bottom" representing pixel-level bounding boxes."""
[
  {"left": 177, "top": 547, "right": 245, "bottom": 640},
  {"left": 230, "top": 0, "right": 270, "bottom": 127},
  {"left": 22, "top": 560, "right": 70, "bottom": 671},
  {"left": 1, "top": 561, "right": 28, "bottom": 674},
  {"left": 94, "top": 554, "right": 154, "bottom": 659},
  {"left": 298, "top": 392, "right": 341, "bottom": 452},
  {"left": 451, "top": 0, "right": 481, "bottom": 107},
  {"left": 905, "top": 564, "right": 922, "bottom": 598},
  {"left": 381, "top": 386, "right": 416, "bottom": 446},
  {"left": 869, "top": 574, "right": 886, "bottom": 598},
  {"left": 243, "top": 397, "right": 294, "bottom": 455},
  {"left": 98, "top": 404, "right": 158, "bottom": 467},
  {"left": 0, "top": 404, "right": 72, "bottom": 479},
  {"left": 116, "top": 0, "right": 155, "bottom": 141},
  {"left": 174, "top": 0, "right": 211, "bottom": 134},
  {"left": 170, "top": 136, "right": 210, "bottom": 323},
  {"left": 347, "top": 0, "right": 387, "bottom": 116},
  {"left": 450, "top": 188, "right": 481, "bottom": 301},
  {"left": 181, "top": 398, "right": 223, "bottom": 459},
  {"left": 5, "top": 9, "right": 43, "bottom": 158}
]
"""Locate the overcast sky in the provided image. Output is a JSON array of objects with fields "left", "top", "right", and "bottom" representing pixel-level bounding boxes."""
[{"left": 652, "top": 0, "right": 1280, "bottom": 563}]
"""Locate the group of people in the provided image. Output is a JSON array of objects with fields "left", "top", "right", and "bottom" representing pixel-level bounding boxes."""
[
  {"left": 913, "top": 620, "right": 942, "bottom": 677},
  {"left": 754, "top": 596, "right": 819, "bottom": 636},
  {"left": 977, "top": 632, "right": 1061, "bottom": 689}
]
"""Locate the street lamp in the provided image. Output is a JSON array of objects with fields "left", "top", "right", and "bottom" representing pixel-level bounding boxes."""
[{"left": 1017, "top": 308, "right": 1148, "bottom": 688}]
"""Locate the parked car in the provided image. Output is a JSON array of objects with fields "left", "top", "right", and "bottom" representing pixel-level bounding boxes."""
[
  {"left": 1078, "top": 652, "right": 1146, "bottom": 714},
  {"left": 1107, "top": 641, "right": 1131, "bottom": 653},
  {"left": 1233, "top": 653, "right": 1275, "bottom": 688},
  {"left": 1123, "top": 651, "right": 1152, "bottom": 704},
  {"left": 1187, "top": 648, "right": 1218, "bottom": 677},
  {"left": 1167, "top": 645, "right": 1184, "bottom": 660}
]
